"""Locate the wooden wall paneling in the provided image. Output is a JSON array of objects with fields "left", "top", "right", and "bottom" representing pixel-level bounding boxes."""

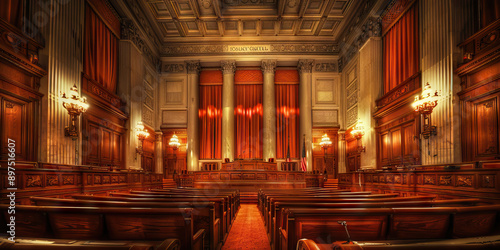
[
  {"left": 112, "top": 131, "right": 122, "bottom": 166},
  {"left": 472, "top": 93, "right": 500, "bottom": 159},
  {"left": 457, "top": 19, "right": 500, "bottom": 162}
]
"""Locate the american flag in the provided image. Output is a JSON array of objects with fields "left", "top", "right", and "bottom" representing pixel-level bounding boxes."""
[{"left": 300, "top": 138, "right": 307, "bottom": 171}]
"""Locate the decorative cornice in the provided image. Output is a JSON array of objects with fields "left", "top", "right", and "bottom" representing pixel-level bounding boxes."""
[
  {"left": 221, "top": 60, "right": 236, "bottom": 75},
  {"left": 186, "top": 61, "right": 201, "bottom": 74},
  {"left": 314, "top": 62, "right": 337, "bottom": 72},
  {"left": 162, "top": 63, "right": 185, "bottom": 73},
  {"left": 0, "top": 47, "right": 47, "bottom": 78},
  {"left": 162, "top": 42, "right": 338, "bottom": 57},
  {"left": 261, "top": 60, "right": 277, "bottom": 74},
  {"left": 297, "top": 59, "right": 314, "bottom": 74},
  {"left": 121, "top": 19, "right": 160, "bottom": 71}
]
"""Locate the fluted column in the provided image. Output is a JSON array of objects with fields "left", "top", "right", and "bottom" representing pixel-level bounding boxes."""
[
  {"left": 298, "top": 59, "right": 314, "bottom": 171},
  {"left": 154, "top": 131, "right": 163, "bottom": 173},
  {"left": 261, "top": 60, "right": 277, "bottom": 162},
  {"left": 186, "top": 61, "right": 200, "bottom": 171},
  {"left": 221, "top": 60, "right": 236, "bottom": 161}
]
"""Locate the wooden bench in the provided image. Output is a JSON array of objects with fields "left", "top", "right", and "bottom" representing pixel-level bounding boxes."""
[
  {"left": 72, "top": 195, "right": 230, "bottom": 243},
  {"left": 0, "top": 237, "right": 181, "bottom": 249},
  {"left": 269, "top": 198, "right": 481, "bottom": 250},
  {"left": 281, "top": 205, "right": 500, "bottom": 250},
  {"left": 109, "top": 193, "right": 235, "bottom": 234},
  {"left": 31, "top": 197, "right": 222, "bottom": 250},
  {"left": 0, "top": 205, "right": 205, "bottom": 250}
]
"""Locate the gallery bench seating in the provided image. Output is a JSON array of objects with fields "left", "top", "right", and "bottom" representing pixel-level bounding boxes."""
[
  {"left": 0, "top": 205, "right": 205, "bottom": 250},
  {"left": 0, "top": 237, "right": 181, "bottom": 250},
  {"left": 72, "top": 194, "right": 231, "bottom": 244},
  {"left": 280, "top": 205, "right": 500, "bottom": 250},
  {"left": 269, "top": 198, "right": 482, "bottom": 250},
  {"left": 30, "top": 197, "right": 222, "bottom": 250},
  {"left": 109, "top": 192, "right": 236, "bottom": 233}
]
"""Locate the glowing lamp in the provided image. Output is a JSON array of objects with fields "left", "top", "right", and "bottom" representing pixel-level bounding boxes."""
[{"left": 61, "top": 84, "right": 88, "bottom": 140}]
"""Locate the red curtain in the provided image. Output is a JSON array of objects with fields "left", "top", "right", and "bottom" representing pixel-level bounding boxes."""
[
  {"left": 199, "top": 71, "right": 223, "bottom": 159},
  {"left": 383, "top": 3, "right": 419, "bottom": 93},
  {"left": 84, "top": 5, "right": 118, "bottom": 93},
  {"left": 275, "top": 70, "right": 299, "bottom": 159},
  {"left": 481, "top": 0, "right": 500, "bottom": 28},
  {"left": 235, "top": 70, "right": 263, "bottom": 159},
  {"left": 0, "top": 0, "right": 22, "bottom": 26}
]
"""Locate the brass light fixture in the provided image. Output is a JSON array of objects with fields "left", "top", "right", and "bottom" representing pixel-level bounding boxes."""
[
  {"left": 319, "top": 133, "right": 332, "bottom": 170},
  {"left": 61, "top": 84, "right": 89, "bottom": 140},
  {"left": 351, "top": 119, "right": 366, "bottom": 153},
  {"left": 135, "top": 121, "right": 149, "bottom": 156},
  {"left": 413, "top": 82, "right": 440, "bottom": 139},
  {"left": 169, "top": 133, "right": 181, "bottom": 150}
]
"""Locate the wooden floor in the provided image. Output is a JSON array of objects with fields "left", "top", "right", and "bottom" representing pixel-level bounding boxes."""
[{"left": 222, "top": 204, "right": 271, "bottom": 250}]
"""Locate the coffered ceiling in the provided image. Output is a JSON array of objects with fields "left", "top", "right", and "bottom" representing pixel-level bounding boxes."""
[{"left": 141, "top": 0, "right": 361, "bottom": 42}]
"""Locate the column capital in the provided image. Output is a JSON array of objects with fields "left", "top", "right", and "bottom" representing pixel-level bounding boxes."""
[
  {"left": 221, "top": 60, "right": 236, "bottom": 74},
  {"left": 297, "top": 59, "right": 314, "bottom": 73},
  {"left": 155, "top": 131, "right": 163, "bottom": 142},
  {"left": 185, "top": 60, "right": 201, "bottom": 74},
  {"left": 261, "top": 59, "right": 277, "bottom": 74}
]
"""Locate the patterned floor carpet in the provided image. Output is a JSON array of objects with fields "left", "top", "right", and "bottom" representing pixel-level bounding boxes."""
[{"left": 222, "top": 204, "right": 271, "bottom": 250}]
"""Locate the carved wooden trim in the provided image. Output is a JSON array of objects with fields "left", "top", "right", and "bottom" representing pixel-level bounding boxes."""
[{"left": 376, "top": 72, "right": 421, "bottom": 110}]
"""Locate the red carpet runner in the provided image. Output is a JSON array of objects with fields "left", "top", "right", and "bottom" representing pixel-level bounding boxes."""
[{"left": 222, "top": 204, "right": 271, "bottom": 250}]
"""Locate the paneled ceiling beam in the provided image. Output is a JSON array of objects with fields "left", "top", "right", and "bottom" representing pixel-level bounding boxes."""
[
  {"left": 188, "top": 0, "right": 201, "bottom": 19},
  {"left": 298, "top": 0, "right": 310, "bottom": 18},
  {"left": 212, "top": 0, "right": 222, "bottom": 18},
  {"left": 278, "top": 0, "right": 286, "bottom": 16},
  {"left": 315, "top": 0, "right": 336, "bottom": 36},
  {"left": 217, "top": 19, "right": 225, "bottom": 36},
  {"left": 274, "top": 18, "right": 281, "bottom": 36},
  {"left": 238, "top": 20, "right": 243, "bottom": 36},
  {"left": 256, "top": 20, "right": 262, "bottom": 36}
]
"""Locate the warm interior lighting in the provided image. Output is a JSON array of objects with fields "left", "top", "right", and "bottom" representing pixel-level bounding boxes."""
[
  {"left": 351, "top": 119, "right": 366, "bottom": 153},
  {"left": 61, "top": 84, "right": 88, "bottom": 140},
  {"left": 319, "top": 134, "right": 332, "bottom": 147},
  {"left": 351, "top": 119, "right": 365, "bottom": 140},
  {"left": 135, "top": 122, "right": 149, "bottom": 157},
  {"left": 169, "top": 134, "right": 181, "bottom": 150},
  {"left": 413, "top": 82, "right": 440, "bottom": 139},
  {"left": 135, "top": 121, "right": 150, "bottom": 141}
]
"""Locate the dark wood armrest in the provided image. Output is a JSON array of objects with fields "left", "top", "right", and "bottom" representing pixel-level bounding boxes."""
[
  {"left": 157, "top": 238, "right": 181, "bottom": 250},
  {"left": 192, "top": 228, "right": 206, "bottom": 250},
  {"left": 297, "top": 239, "right": 322, "bottom": 250}
]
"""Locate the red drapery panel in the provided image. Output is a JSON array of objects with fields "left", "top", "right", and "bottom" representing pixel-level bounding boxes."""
[
  {"left": 481, "top": 0, "right": 500, "bottom": 28},
  {"left": 199, "top": 70, "right": 223, "bottom": 159},
  {"left": 275, "top": 70, "right": 299, "bottom": 159},
  {"left": 383, "top": 3, "right": 419, "bottom": 93},
  {"left": 235, "top": 70, "right": 263, "bottom": 159},
  {"left": 84, "top": 5, "right": 118, "bottom": 93},
  {"left": 0, "top": 0, "right": 22, "bottom": 26}
]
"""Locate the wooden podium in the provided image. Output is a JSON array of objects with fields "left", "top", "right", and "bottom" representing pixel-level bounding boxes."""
[{"left": 221, "top": 159, "right": 276, "bottom": 171}]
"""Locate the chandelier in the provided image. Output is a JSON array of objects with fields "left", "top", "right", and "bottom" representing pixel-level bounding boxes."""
[
  {"left": 169, "top": 134, "right": 181, "bottom": 150},
  {"left": 319, "top": 133, "right": 332, "bottom": 147},
  {"left": 61, "top": 84, "right": 89, "bottom": 139}
]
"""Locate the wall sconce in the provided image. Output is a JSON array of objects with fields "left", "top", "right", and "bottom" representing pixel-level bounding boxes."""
[
  {"left": 135, "top": 121, "right": 149, "bottom": 157},
  {"left": 351, "top": 119, "right": 366, "bottom": 153},
  {"left": 61, "top": 84, "right": 89, "bottom": 140},
  {"left": 413, "top": 82, "right": 440, "bottom": 139}
]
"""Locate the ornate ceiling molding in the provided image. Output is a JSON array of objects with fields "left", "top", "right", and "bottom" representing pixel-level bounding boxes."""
[
  {"left": 121, "top": 19, "right": 160, "bottom": 71},
  {"left": 162, "top": 42, "right": 338, "bottom": 56}
]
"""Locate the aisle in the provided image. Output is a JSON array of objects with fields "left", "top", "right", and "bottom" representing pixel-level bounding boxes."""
[{"left": 222, "top": 204, "right": 271, "bottom": 250}]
